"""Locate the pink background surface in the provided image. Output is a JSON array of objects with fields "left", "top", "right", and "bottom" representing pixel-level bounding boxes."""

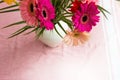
[{"left": 0, "top": 3, "right": 110, "bottom": 80}]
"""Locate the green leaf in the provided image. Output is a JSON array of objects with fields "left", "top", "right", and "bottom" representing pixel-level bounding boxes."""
[
  {"left": 0, "top": 8, "right": 19, "bottom": 13},
  {"left": 2, "top": 21, "right": 26, "bottom": 29},
  {"left": 64, "top": 14, "right": 73, "bottom": 17},
  {"left": 56, "top": 0, "right": 62, "bottom": 7},
  {"left": 61, "top": 17, "right": 73, "bottom": 30},
  {"left": 58, "top": 22, "right": 67, "bottom": 34},
  {"left": 8, "top": 25, "right": 32, "bottom": 38},
  {"left": 98, "top": 5, "right": 110, "bottom": 14},
  {"left": 24, "top": 27, "right": 39, "bottom": 35},
  {"left": 14, "top": 1, "right": 19, "bottom": 6},
  {"left": 53, "top": 14, "right": 63, "bottom": 24},
  {"left": 100, "top": 9, "right": 108, "bottom": 19},
  {"left": 61, "top": 6, "right": 71, "bottom": 14},
  {"left": 59, "top": 0, "right": 66, "bottom": 9},
  {"left": 63, "top": 0, "right": 70, "bottom": 8},
  {"left": 70, "top": 0, "right": 73, "bottom": 2},
  {"left": 0, "top": 4, "right": 18, "bottom": 10},
  {"left": 51, "top": 0, "right": 57, "bottom": 7},
  {"left": 36, "top": 27, "right": 45, "bottom": 39},
  {"left": 54, "top": 25, "right": 63, "bottom": 38},
  {"left": 98, "top": 5, "right": 110, "bottom": 19}
]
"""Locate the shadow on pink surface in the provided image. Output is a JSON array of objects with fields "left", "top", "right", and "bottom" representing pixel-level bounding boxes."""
[{"left": 0, "top": 35, "right": 109, "bottom": 80}]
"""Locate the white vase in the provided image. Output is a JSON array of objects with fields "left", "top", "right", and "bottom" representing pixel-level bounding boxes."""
[{"left": 38, "top": 21, "right": 69, "bottom": 47}]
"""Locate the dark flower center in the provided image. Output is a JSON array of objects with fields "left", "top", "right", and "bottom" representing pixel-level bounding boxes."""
[
  {"left": 42, "top": 10, "right": 47, "bottom": 18},
  {"left": 30, "top": 3, "right": 34, "bottom": 12},
  {"left": 74, "top": 33, "right": 79, "bottom": 37},
  {"left": 82, "top": 15, "right": 88, "bottom": 22},
  {"left": 81, "top": 14, "right": 89, "bottom": 24}
]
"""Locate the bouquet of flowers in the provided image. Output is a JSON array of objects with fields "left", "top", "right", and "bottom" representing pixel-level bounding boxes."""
[{"left": 0, "top": 0, "right": 109, "bottom": 46}]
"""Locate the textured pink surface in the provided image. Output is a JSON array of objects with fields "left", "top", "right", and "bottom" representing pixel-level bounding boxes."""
[{"left": 0, "top": 3, "right": 110, "bottom": 80}]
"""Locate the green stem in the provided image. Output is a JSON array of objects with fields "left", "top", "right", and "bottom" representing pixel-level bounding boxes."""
[
  {"left": 36, "top": 27, "right": 45, "bottom": 39},
  {"left": 0, "top": 4, "right": 18, "bottom": 10},
  {"left": 54, "top": 25, "right": 63, "bottom": 38},
  {"left": 61, "top": 17, "right": 73, "bottom": 30},
  {"left": 60, "top": 0, "right": 65, "bottom": 8},
  {"left": 24, "top": 27, "right": 39, "bottom": 35},
  {"left": 70, "top": 0, "right": 73, "bottom": 2},
  {"left": 64, "top": 14, "right": 73, "bottom": 17},
  {"left": 0, "top": 0, "right": 3, "bottom": 3},
  {"left": 15, "top": 1, "right": 19, "bottom": 6},
  {"left": 97, "top": 5, "right": 110, "bottom": 14},
  {"left": 54, "top": 0, "right": 57, "bottom": 7},
  {"left": 0, "top": 8, "right": 19, "bottom": 13},
  {"left": 63, "top": 12, "right": 72, "bottom": 15},
  {"left": 3, "top": 21, "right": 26, "bottom": 28},
  {"left": 53, "top": 14, "right": 63, "bottom": 24},
  {"left": 8, "top": 26, "right": 32, "bottom": 38},
  {"left": 61, "top": 7, "right": 71, "bottom": 14},
  {"left": 58, "top": 22, "right": 67, "bottom": 34}
]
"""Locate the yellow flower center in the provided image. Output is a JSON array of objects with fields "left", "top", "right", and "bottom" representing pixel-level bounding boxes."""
[{"left": 3, "top": 0, "right": 16, "bottom": 5}]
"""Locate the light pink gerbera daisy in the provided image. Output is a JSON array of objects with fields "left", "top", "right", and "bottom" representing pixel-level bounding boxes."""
[
  {"left": 36, "top": 0, "right": 55, "bottom": 30},
  {"left": 20, "top": 0, "right": 38, "bottom": 26},
  {"left": 72, "top": 2, "right": 100, "bottom": 32},
  {"left": 64, "top": 29, "right": 89, "bottom": 46}
]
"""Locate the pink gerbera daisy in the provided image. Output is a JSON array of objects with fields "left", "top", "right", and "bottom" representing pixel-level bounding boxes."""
[
  {"left": 36, "top": 0, "right": 55, "bottom": 30},
  {"left": 20, "top": 0, "right": 38, "bottom": 26},
  {"left": 72, "top": 2, "right": 100, "bottom": 32},
  {"left": 82, "top": 0, "right": 98, "bottom": 3}
]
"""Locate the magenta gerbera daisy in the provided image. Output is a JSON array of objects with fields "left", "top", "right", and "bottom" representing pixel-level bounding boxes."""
[
  {"left": 72, "top": 2, "right": 100, "bottom": 32},
  {"left": 20, "top": 0, "right": 38, "bottom": 26},
  {"left": 36, "top": 0, "right": 55, "bottom": 30}
]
